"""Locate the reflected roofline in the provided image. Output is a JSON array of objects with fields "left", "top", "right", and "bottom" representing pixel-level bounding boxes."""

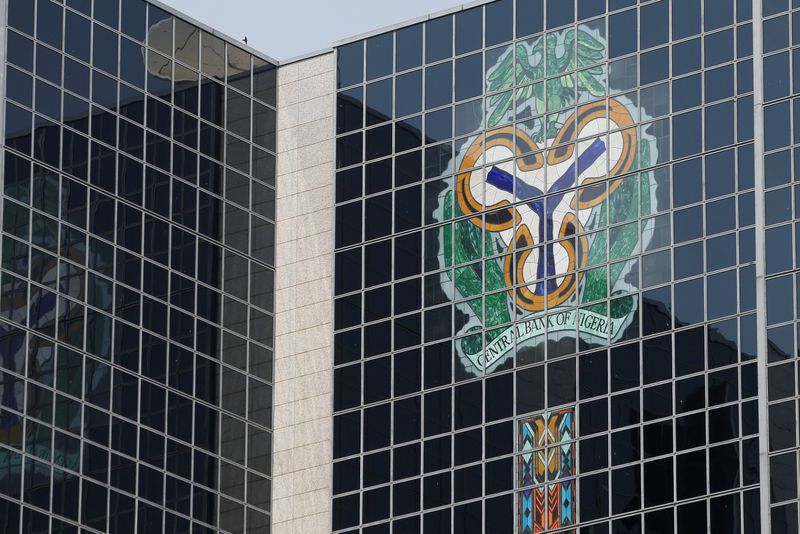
[
  {"left": 330, "top": 0, "right": 496, "bottom": 48},
  {"left": 149, "top": 0, "right": 281, "bottom": 65},
  {"left": 154, "top": 0, "right": 499, "bottom": 64}
]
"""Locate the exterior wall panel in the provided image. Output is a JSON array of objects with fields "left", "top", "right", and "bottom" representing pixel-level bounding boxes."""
[
  {"left": 0, "top": 0, "right": 277, "bottom": 531},
  {"left": 332, "top": 0, "right": 762, "bottom": 532},
  {"left": 272, "top": 51, "right": 335, "bottom": 534}
]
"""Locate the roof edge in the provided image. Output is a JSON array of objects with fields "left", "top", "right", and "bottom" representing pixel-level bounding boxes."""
[
  {"left": 149, "top": 0, "right": 281, "bottom": 65},
  {"left": 279, "top": 48, "right": 335, "bottom": 66},
  {"left": 330, "top": 0, "right": 495, "bottom": 48}
]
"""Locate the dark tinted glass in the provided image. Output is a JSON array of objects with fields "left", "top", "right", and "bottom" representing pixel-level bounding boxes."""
[
  {"left": 579, "top": 0, "right": 606, "bottom": 20},
  {"left": 426, "top": 16, "right": 453, "bottom": 63},
  {"left": 6, "top": 103, "right": 32, "bottom": 154},
  {"left": 120, "top": 38, "right": 146, "bottom": 89},
  {"left": 8, "top": 31, "right": 34, "bottom": 72},
  {"left": 35, "top": 79, "right": 61, "bottom": 121},
  {"left": 425, "top": 108, "right": 452, "bottom": 144},
  {"left": 36, "top": 0, "right": 63, "bottom": 49},
  {"left": 455, "top": 54, "right": 483, "bottom": 101},
  {"left": 516, "top": 0, "right": 543, "bottom": 37},
  {"left": 486, "top": 0, "right": 512, "bottom": 45},
  {"left": 672, "top": 157, "right": 701, "bottom": 207},
  {"left": 609, "top": 9, "right": 637, "bottom": 58},
  {"left": 764, "top": 52, "right": 790, "bottom": 102},
  {"left": 366, "top": 80, "right": 393, "bottom": 125},
  {"left": 338, "top": 41, "right": 364, "bottom": 89},
  {"left": 396, "top": 116, "right": 423, "bottom": 152},
  {"left": 640, "top": 46, "right": 669, "bottom": 85},
  {"left": 763, "top": 0, "right": 789, "bottom": 17},
  {"left": 93, "top": 24, "right": 119, "bottom": 76},
  {"left": 673, "top": 0, "right": 701, "bottom": 39},
  {"left": 705, "top": 28, "right": 734, "bottom": 67},
  {"left": 673, "top": 38, "right": 702, "bottom": 76},
  {"left": 396, "top": 24, "right": 423, "bottom": 71},
  {"left": 641, "top": 0, "right": 669, "bottom": 49},
  {"left": 673, "top": 110, "right": 703, "bottom": 158},
  {"left": 672, "top": 75, "right": 701, "bottom": 115},
  {"left": 425, "top": 62, "right": 453, "bottom": 109},
  {"left": 121, "top": 0, "right": 147, "bottom": 41},
  {"left": 8, "top": 0, "right": 34, "bottom": 35},
  {"left": 367, "top": 33, "right": 393, "bottom": 81},
  {"left": 6, "top": 67, "right": 32, "bottom": 108},
  {"left": 609, "top": 0, "right": 635, "bottom": 9},
  {"left": 707, "top": 64, "right": 735, "bottom": 104},
  {"left": 365, "top": 125, "right": 392, "bottom": 161},
  {"left": 95, "top": 0, "right": 120, "bottom": 29},
  {"left": 396, "top": 70, "right": 423, "bottom": 117},
  {"left": 365, "top": 158, "right": 392, "bottom": 195},
  {"left": 65, "top": 11, "right": 91, "bottom": 62},
  {"left": 547, "top": 0, "right": 574, "bottom": 28},
  {"left": 456, "top": 8, "right": 483, "bottom": 55},
  {"left": 704, "top": 0, "right": 734, "bottom": 29}
]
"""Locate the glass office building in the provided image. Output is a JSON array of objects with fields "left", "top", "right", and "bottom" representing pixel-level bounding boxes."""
[
  {"left": 0, "top": 0, "right": 277, "bottom": 533},
  {"left": 3, "top": 0, "right": 800, "bottom": 533},
  {"left": 332, "top": 0, "right": 766, "bottom": 533},
  {"left": 761, "top": 0, "right": 800, "bottom": 531}
]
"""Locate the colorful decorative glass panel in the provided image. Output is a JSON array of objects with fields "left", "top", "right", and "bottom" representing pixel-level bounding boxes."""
[{"left": 518, "top": 408, "right": 576, "bottom": 533}]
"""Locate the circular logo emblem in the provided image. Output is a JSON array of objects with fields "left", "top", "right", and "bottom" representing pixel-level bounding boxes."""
[{"left": 456, "top": 100, "right": 637, "bottom": 312}]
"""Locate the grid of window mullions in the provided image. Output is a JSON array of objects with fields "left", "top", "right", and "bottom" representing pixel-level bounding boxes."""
[
  {"left": 0, "top": 450, "right": 263, "bottom": 534},
  {"left": 334, "top": 223, "right": 747, "bottom": 376},
  {"left": 759, "top": 4, "right": 800, "bottom": 527},
  {"left": 333, "top": 0, "right": 759, "bottom": 532},
  {"left": 0, "top": 3, "right": 274, "bottom": 534},
  {"left": 27, "top": 0, "right": 277, "bottom": 111},
  {"left": 2, "top": 121, "right": 275, "bottom": 298},
  {"left": 334, "top": 50, "right": 755, "bottom": 256},
  {"left": 334, "top": 8, "right": 754, "bottom": 160},
  {"left": 6, "top": 25, "right": 273, "bottom": 164},
  {"left": 4, "top": 6, "right": 278, "bottom": 209},
  {"left": 512, "top": 414, "right": 757, "bottom": 532},
  {"left": 333, "top": 305, "right": 759, "bottom": 525},
  {"left": 335, "top": 104, "right": 756, "bottom": 368},
  {"left": 332, "top": 309, "right": 760, "bottom": 404},
  {"left": 337, "top": 0, "right": 753, "bottom": 89},
  {"left": 0, "top": 8, "right": 278, "bottom": 368},
  {"left": 0, "top": 306, "right": 272, "bottom": 458},
  {"left": 2, "top": 43, "right": 278, "bottom": 436},
  {"left": 332, "top": 330, "right": 760, "bottom": 532},
  {"left": 330, "top": 14, "right": 760, "bottom": 357},
  {"left": 3, "top": 26, "right": 278, "bottom": 219},
  {"left": 0, "top": 313, "right": 272, "bottom": 528},
  {"left": 334, "top": 96, "right": 750, "bottom": 198},
  {"left": 0, "top": 178, "right": 271, "bottom": 366},
  {"left": 0, "top": 129, "right": 276, "bottom": 305},
  {"left": 0, "top": 226, "right": 275, "bottom": 442},
  {"left": 335, "top": 166, "right": 750, "bottom": 274}
]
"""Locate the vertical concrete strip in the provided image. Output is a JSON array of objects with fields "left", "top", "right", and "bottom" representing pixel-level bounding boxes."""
[
  {"left": 751, "top": 0, "right": 771, "bottom": 531},
  {"left": 272, "top": 51, "right": 335, "bottom": 533}
]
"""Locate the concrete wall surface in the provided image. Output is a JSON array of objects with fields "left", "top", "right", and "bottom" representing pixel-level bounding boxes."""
[{"left": 271, "top": 51, "right": 336, "bottom": 534}]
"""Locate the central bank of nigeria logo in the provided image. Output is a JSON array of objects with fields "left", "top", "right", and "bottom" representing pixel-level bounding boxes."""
[
  {"left": 456, "top": 99, "right": 636, "bottom": 311},
  {"left": 439, "top": 25, "right": 660, "bottom": 375}
]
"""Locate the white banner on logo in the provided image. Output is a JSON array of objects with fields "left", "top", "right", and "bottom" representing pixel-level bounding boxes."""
[{"left": 465, "top": 307, "right": 632, "bottom": 373}]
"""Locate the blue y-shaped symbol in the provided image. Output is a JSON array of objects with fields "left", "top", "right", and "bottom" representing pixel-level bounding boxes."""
[{"left": 485, "top": 138, "right": 606, "bottom": 298}]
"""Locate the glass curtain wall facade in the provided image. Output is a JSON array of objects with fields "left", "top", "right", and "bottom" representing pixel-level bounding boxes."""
[
  {"left": 0, "top": 0, "right": 277, "bottom": 533},
  {"left": 333, "top": 0, "right": 762, "bottom": 533},
  {"left": 761, "top": 0, "right": 800, "bottom": 532}
]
